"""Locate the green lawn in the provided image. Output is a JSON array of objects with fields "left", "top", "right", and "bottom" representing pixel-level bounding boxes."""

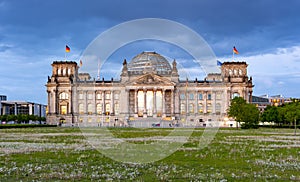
[{"left": 0, "top": 127, "right": 299, "bottom": 181}]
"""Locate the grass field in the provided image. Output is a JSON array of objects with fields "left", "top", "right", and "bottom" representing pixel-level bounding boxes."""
[{"left": 0, "top": 127, "right": 299, "bottom": 181}]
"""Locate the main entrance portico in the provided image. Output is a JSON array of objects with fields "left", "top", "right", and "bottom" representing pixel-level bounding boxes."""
[{"left": 127, "top": 86, "right": 175, "bottom": 118}]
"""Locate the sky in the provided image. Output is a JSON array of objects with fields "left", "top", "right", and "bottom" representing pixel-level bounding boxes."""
[{"left": 0, "top": 0, "right": 300, "bottom": 104}]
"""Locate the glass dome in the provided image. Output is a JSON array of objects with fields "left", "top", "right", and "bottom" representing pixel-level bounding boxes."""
[{"left": 127, "top": 52, "right": 172, "bottom": 75}]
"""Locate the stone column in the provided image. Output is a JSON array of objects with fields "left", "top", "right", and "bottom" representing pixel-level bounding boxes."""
[
  {"left": 111, "top": 90, "right": 114, "bottom": 114},
  {"left": 212, "top": 92, "right": 216, "bottom": 114},
  {"left": 186, "top": 91, "right": 189, "bottom": 114},
  {"left": 134, "top": 89, "right": 138, "bottom": 114},
  {"left": 94, "top": 91, "right": 97, "bottom": 114},
  {"left": 203, "top": 91, "right": 207, "bottom": 113},
  {"left": 54, "top": 89, "right": 58, "bottom": 114},
  {"left": 153, "top": 88, "right": 157, "bottom": 116},
  {"left": 171, "top": 89, "right": 174, "bottom": 115},
  {"left": 162, "top": 89, "right": 165, "bottom": 116},
  {"left": 85, "top": 91, "right": 88, "bottom": 114},
  {"left": 69, "top": 89, "right": 72, "bottom": 114},
  {"left": 14, "top": 103, "right": 17, "bottom": 115},
  {"left": 143, "top": 89, "right": 147, "bottom": 116},
  {"left": 174, "top": 89, "right": 179, "bottom": 115},
  {"left": 47, "top": 91, "right": 51, "bottom": 114},
  {"left": 226, "top": 89, "right": 231, "bottom": 112},
  {"left": 126, "top": 89, "right": 130, "bottom": 117},
  {"left": 70, "top": 89, "right": 74, "bottom": 124},
  {"left": 102, "top": 91, "right": 105, "bottom": 115},
  {"left": 195, "top": 91, "right": 198, "bottom": 114}
]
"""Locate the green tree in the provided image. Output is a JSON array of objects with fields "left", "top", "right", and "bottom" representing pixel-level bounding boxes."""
[
  {"left": 7, "top": 115, "right": 17, "bottom": 122},
  {"left": 284, "top": 102, "right": 300, "bottom": 126},
  {"left": 261, "top": 105, "right": 279, "bottom": 125},
  {"left": 228, "top": 97, "right": 260, "bottom": 129}
]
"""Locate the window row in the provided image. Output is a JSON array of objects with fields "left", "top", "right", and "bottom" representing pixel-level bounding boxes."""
[
  {"left": 78, "top": 92, "right": 119, "bottom": 100},
  {"left": 78, "top": 103, "right": 119, "bottom": 115},
  {"left": 180, "top": 103, "right": 222, "bottom": 115},
  {"left": 180, "top": 93, "right": 222, "bottom": 100},
  {"left": 228, "top": 69, "right": 243, "bottom": 76},
  {"left": 57, "top": 68, "right": 72, "bottom": 76}
]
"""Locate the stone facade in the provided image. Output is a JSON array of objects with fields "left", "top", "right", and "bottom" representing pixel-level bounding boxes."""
[{"left": 46, "top": 52, "right": 253, "bottom": 127}]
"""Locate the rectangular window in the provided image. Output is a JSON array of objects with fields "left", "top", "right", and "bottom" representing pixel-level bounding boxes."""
[
  {"left": 105, "top": 92, "right": 111, "bottom": 100},
  {"left": 79, "top": 93, "right": 83, "bottom": 100},
  {"left": 114, "top": 93, "right": 119, "bottom": 100},
  {"left": 207, "top": 93, "right": 212, "bottom": 100},
  {"left": 96, "top": 93, "right": 102, "bottom": 100},
  {"left": 198, "top": 93, "right": 203, "bottom": 100},
  {"left": 216, "top": 93, "right": 221, "bottom": 100},
  {"left": 180, "top": 93, "right": 185, "bottom": 100},
  {"left": 189, "top": 93, "right": 194, "bottom": 100},
  {"left": 88, "top": 93, "right": 93, "bottom": 100}
]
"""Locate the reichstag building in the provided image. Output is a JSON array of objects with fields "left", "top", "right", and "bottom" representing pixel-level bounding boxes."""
[{"left": 46, "top": 51, "right": 253, "bottom": 127}]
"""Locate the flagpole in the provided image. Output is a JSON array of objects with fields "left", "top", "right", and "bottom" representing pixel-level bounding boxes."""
[{"left": 232, "top": 48, "right": 234, "bottom": 62}]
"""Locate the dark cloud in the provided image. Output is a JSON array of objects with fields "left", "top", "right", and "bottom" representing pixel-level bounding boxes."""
[{"left": 1, "top": 0, "right": 300, "bottom": 56}]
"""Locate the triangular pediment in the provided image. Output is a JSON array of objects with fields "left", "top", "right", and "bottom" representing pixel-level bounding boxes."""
[{"left": 131, "top": 74, "right": 175, "bottom": 86}]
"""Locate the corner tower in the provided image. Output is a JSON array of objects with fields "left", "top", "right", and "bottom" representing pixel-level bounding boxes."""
[
  {"left": 46, "top": 61, "right": 78, "bottom": 124},
  {"left": 221, "top": 62, "right": 253, "bottom": 102}
]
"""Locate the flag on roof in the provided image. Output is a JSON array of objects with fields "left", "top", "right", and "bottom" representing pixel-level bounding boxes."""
[
  {"left": 217, "top": 60, "right": 223, "bottom": 66},
  {"left": 79, "top": 60, "right": 82, "bottom": 67},
  {"left": 233, "top": 46, "right": 239, "bottom": 54},
  {"left": 65, "top": 45, "right": 70, "bottom": 52}
]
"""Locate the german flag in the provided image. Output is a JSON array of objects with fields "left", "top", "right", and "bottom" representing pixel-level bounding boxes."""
[
  {"left": 65, "top": 45, "right": 70, "bottom": 52},
  {"left": 233, "top": 46, "right": 239, "bottom": 54}
]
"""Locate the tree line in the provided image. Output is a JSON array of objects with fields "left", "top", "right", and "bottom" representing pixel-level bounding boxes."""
[
  {"left": 0, "top": 114, "right": 46, "bottom": 124},
  {"left": 228, "top": 97, "right": 300, "bottom": 129}
]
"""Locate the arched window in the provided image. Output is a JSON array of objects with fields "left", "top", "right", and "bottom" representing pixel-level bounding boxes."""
[
  {"left": 105, "top": 92, "right": 111, "bottom": 100},
  {"left": 234, "top": 69, "right": 238, "bottom": 75},
  {"left": 96, "top": 104, "right": 102, "bottom": 115},
  {"left": 207, "top": 93, "right": 212, "bottom": 100},
  {"left": 207, "top": 103, "right": 212, "bottom": 113},
  {"left": 216, "top": 93, "right": 221, "bottom": 100},
  {"left": 79, "top": 104, "right": 84, "bottom": 114},
  {"left": 115, "top": 103, "right": 119, "bottom": 115},
  {"left": 198, "top": 103, "right": 203, "bottom": 114},
  {"left": 63, "top": 68, "right": 66, "bottom": 76},
  {"left": 105, "top": 103, "right": 110, "bottom": 115},
  {"left": 88, "top": 104, "right": 93, "bottom": 115},
  {"left": 96, "top": 93, "right": 102, "bottom": 100},
  {"left": 59, "top": 92, "right": 69, "bottom": 100},
  {"left": 239, "top": 69, "right": 243, "bottom": 75},
  {"left": 232, "top": 92, "right": 240, "bottom": 98},
  {"left": 189, "top": 93, "right": 194, "bottom": 100},
  {"left": 229, "top": 69, "right": 233, "bottom": 75},
  {"left": 79, "top": 93, "right": 83, "bottom": 100},
  {"left": 216, "top": 103, "right": 221, "bottom": 114},
  {"left": 198, "top": 93, "right": 203, "bottom": 100},
  {"left": 180, "top": 103, "right": 186, "bottom": 114},
  {"left": 189, "top": 103, "right": 194, "bottom": 113}
]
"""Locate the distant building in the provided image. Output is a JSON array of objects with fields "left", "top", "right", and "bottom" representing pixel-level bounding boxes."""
[
  {"left": 0, "top": 100, "right": 46, "bottom": 117},
  {"left": 46, "top": 51, "right": 254, "bottom": 127},
  {"left": 0, "top": 95, "right": 7, "bottom": 101},
  {"left": 269, "top": 95, "right": 292, "bottom": 106},
  {"left": 251, "top": 95, "right": 271, "bottom": 112}
]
